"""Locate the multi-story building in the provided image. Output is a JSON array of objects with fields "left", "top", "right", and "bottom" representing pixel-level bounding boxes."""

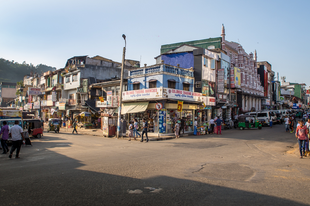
[
  {"left": 0, "top": 82, "right": 16, "bottom": 107},
  {"left": 61, "top": 55, "right": 126, "bottom": 119},
  {"left": 122, "top": 62, "right": 209, "bottom": 135}
]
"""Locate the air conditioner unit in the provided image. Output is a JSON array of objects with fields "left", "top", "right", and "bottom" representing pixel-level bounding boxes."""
[{"left": 195, "top": 81, "right": 201, "bottom": 88}]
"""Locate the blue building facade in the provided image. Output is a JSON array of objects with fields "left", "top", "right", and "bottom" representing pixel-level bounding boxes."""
[{"left": 127, "top": 64, "right": 194, "bottom": 91}]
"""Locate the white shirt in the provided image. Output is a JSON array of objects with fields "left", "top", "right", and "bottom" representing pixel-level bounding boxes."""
[
  {"left": 209, "top": 119, "right": 215, "bottom": 125},
  {"left": 306, "top": 122, "right": 310, "bottom": 129},
  {"left": 9, "top": 125, "right": 23, "bottom": 141},
  {"left": 284, "top": 118, "right": 289, "bottom": 125}
]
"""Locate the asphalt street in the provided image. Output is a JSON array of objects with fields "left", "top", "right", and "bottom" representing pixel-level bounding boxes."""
[{"left": 0, "top": 124, "right": 309, "bottom": 206}]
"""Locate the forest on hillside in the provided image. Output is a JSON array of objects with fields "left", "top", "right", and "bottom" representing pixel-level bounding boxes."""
[{"left": 0, "top": 58, "right": 56, "bottom": 83}]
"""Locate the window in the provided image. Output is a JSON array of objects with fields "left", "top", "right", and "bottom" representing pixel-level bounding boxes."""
[
  {"left": 149, "top": 80, "right": 157, "bottom": 88},
  {"left": 72, "top": 74, "right": 78, "bottom": 82},
  {"left": 168, "top": 80, "right": 176, "bottom": 89},
  {"left": 66, "top": 76, "right": 70, "bottom": 83},
  {"left": 204, "top": 58, "right": 208, "bottom": 67},
  {"left": 69, "top": 94, "right": 74, "bottom": 100},
  {"left": 183, "top": 83, "right": 190, "bottom": 91},
  {"left": 211, "top": 59, "right": 215, "bottom": 69},
  {"left": 133, "top": 83, "right": 140, "bottom": 90},
  {"left": 9, "top": 85, "right": 16, "bottom": 88}
]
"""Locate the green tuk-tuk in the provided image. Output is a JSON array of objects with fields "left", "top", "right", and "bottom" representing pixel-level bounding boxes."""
[
  {"left": 238, "top": 115, "right": 262, "bottom": 130},
  {"left": 47, "top": 118, "right": 61, "bottom": 133}
]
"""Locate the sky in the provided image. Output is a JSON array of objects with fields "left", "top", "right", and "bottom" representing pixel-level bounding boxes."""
[{"left": 0, "top": 0, "right": 309, "bottom": 85}]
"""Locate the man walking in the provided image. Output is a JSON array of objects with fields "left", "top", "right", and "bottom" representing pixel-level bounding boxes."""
[
  {"left": 72, "top": 120, "right": 78, "bottom": 134},
  {"left": 0, "top": 121, "right": 9, "bottom": 154},
  {"left": 215, "top": 117, "right": 223, "bottom": 135},
  {"left": 9, "top": 120, "right": 25, "bottom": 159},
  {"left": 141, "top": 118, "right": 148, "bottom": 142}
]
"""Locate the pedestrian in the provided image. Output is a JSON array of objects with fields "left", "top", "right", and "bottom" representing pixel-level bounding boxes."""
[
  {"left": 0, "top": 121, "right": 10, "bottom": 154},
  {"left": 141, "top": 118, "right": 149, "bottom": 142},
  {"left": 284, "top": 116, "right": 289, "bottom": 132},
  {"left": 193, "top": 117, "right": 198, "bottom": 135},
  {"left": 269, "top": 118, "right": 273, "bottom": 128},
  {"left": 133, "top": 119, "right": 141, "bottom": 139},
  {"left": 174, "top": 120, "right": 180, "bottom": 138},
  {"left": 72, "top": 120, "right": 78, "bottom": 134},
  {"left": 215, "top": 116, "right": 223, "bottom": 135},
  {"left": 290, "top": 117, "right": 295, "bottom": 133},
  {"left": 8, "top": 120, "right": 25, "bottom": 159},
  {"left": 295, "top": 120, "right": 308, "bottom": 158},
  {"left": 128, "top": 121, "right": 135, "bottom": 141},
  {"left": 209, "top": 118, "right": 215, "bottom": 134},
  {"left": 305, "top": 119, "right": 310, "bottom": 156}
]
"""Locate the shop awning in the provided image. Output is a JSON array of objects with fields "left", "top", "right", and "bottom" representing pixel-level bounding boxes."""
[{"left": 121, "top": 102, "right": 149, "bottom": 115}]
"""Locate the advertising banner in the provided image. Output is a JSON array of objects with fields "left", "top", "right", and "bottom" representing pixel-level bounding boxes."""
[
  {"left": 52, "top": 92, "right": 56, "bottom": 102},
  {"left": 28, "top": 87, "right": 42, "bottom": 96},
  {"left": 177, "top": 101, "right": 183, "bottom": 112},
  {"left": 234, "top": 67, "right": 241, "bottom": 88},
  {"left": 218, "top": 69, "right": 225, "bottom": 93},
  {"left": 159, "top": 109, "right": 166, "bottom": 133}
]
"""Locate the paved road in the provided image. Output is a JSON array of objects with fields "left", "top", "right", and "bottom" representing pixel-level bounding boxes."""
[{"left": 1, "top": 124, "right": 309, "bottom": 206}]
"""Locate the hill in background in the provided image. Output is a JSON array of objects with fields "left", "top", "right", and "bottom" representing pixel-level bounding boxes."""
[{"left": 0, "top": 58, "right": 56, "bottom": 83}]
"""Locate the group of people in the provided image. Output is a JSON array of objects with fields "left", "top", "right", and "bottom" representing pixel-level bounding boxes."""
[
  {"left": 284, "top": 113, "right": 310, "bottom": 158},
  {"left": 0, "top": 120, "right": 25, "bottom": 159},
  {"left": 128, "top": 118, "right": 149, "bottom": 142}
]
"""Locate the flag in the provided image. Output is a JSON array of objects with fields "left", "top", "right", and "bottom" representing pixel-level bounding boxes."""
[
  {"left": 177, "top": 101, "right": 183, "bottom": 112},
  {"left": 99, "top": 97, "right": 104, "bottom": 102}
]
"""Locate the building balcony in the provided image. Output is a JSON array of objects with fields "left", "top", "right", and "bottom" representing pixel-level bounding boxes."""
[
  {"left": 129, "top": 64, "right": 194, "bottom": 78},
  {"left": 68, "top": 99, "right": 76, "bottom": 105}
]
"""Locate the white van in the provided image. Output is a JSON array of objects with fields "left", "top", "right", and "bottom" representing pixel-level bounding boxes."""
[{"left": 256, "top": 111, "right": 272, "bottom": 126}]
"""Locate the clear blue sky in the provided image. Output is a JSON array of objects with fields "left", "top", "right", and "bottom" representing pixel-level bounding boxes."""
[{"left": 0, "top": 0, "right": 309, "bottom": 85}]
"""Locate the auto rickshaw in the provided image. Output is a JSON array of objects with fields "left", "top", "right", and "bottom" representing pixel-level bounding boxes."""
[
  {"left": 48, "top": 118, "right": 61, "bottom": 133},
  {"left": 23, "top": 119, "right": 43, "bottom": 138},
  {"left": 238, "top": 115, "right": 262, "bottom": 130}
]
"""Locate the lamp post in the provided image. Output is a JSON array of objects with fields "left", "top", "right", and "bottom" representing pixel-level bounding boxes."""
[{"left": 117, "top": 34, "right": 126, "bottom": 138}]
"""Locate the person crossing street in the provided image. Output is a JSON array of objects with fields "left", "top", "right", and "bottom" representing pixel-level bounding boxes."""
[{"left": 8, "top": 121, "right": 25, "bottom": 159}]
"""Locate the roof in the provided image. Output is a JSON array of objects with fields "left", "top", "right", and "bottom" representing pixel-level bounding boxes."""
[
  {"left": 0, "top": 82, "right": 16, "bottom": 86},
  {"left": 160, "top": 37, "right": 222, "bottom": 54}
]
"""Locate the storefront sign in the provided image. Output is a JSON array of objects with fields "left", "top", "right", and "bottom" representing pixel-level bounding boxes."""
[
  {"left": 204, "top": 97, "right": 216, "bottom": 106},
  {"left": 159, "top": 110, "right": 166, "bottom": 133},
  {"left": 155, "top": 103, "right": 163, "bottom": 110},
  {"left": 28, "top": 87, "right": 42, "bottom": 95},
  {"left": 96, "top": 101, "right": 108, "bottom": 107},
  {"left": 41, "top": 100, "right": 47, "bottom": 106},
  {"left": 47, "top": 100, "right": 54, "bottom": 106},
  {"left": 167, "top": 89, "right": 203, "bottom": 102},
  {"left": 59, "top": 103, "right": 66, "bottom": 110},
  {"left": 123, "top": 88, "right": 162, "bottom": 101},
  {"left": 33, "top": 101, "right": 40, "bottom": 109}
]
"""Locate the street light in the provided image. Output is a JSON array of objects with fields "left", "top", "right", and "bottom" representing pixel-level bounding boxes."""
[{"left": 117, "top": 34, "right": 126, "bottom": 138}]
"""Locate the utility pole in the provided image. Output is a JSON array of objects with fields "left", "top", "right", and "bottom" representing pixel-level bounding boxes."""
[{"left": 116, "top": 34, "right": 126, "bottom": 138}]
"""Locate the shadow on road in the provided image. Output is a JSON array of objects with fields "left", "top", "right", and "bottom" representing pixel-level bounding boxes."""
[{"left": 0, "top": 135, "right": 306, "bottom": 206}]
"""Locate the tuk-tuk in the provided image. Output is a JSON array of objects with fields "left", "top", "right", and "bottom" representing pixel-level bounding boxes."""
[
  {"left": 238, "top": 115, "right": 262, "bottom": 130},
  {"left": 23, "top": 119, "right": 43, "bottom": 138},
  {"left": 48, "top": 118, "right": 61, "bottom": 133}
]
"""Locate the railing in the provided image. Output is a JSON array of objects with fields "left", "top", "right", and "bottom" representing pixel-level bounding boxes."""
[
  {"left": 130, "top": 69, "right": 144, "bottom": 76},
  {"left": 145, "top": 66, "right": 160, "bottom": 74},
  {"left": 164, "top": 66, "right": 178, "bottom": 75},
  {"left": 180, "top": 69, "right": 193, "bottom": 77},
  {"left": 68, "top": 99, "right": 76, "bottom": 105}
]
